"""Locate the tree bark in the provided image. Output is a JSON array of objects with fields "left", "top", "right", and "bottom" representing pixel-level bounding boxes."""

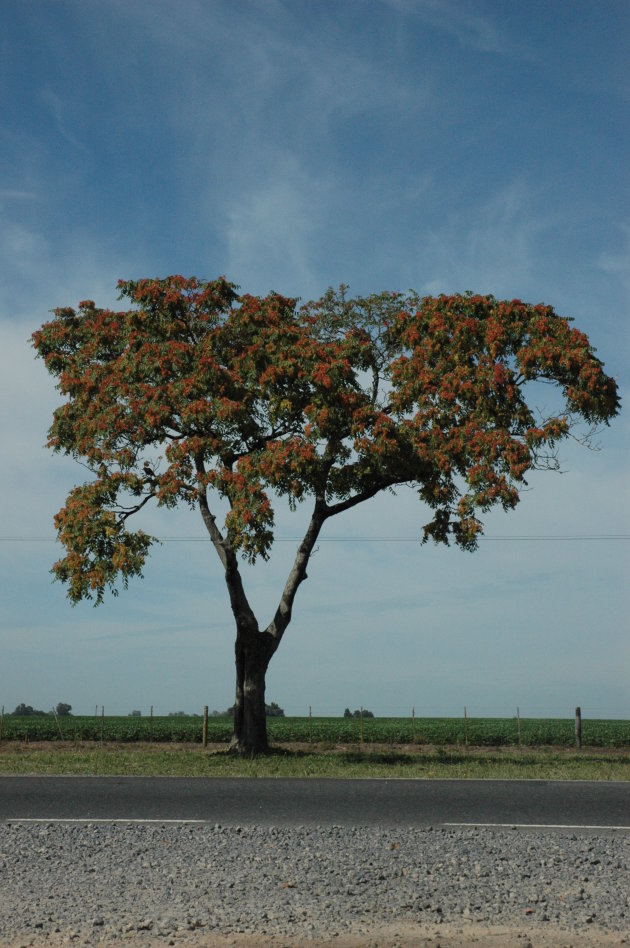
[
  {"left": 230, "top": 631, "right": 274, "bottom": 754},
  {"left": 197, "top": 467, "right": 328, "bottom": 755}
]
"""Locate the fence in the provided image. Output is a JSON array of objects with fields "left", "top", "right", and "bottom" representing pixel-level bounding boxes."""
[{"left": 1, "top": 703, "right": 627, "bottom": 748}]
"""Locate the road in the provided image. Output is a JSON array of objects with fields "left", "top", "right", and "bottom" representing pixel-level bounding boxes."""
[{"left": 1, "top": 776, "right": 629, "bottom": 830}]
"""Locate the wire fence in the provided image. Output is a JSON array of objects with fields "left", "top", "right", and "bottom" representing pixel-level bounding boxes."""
[
  {"left": 2, "top": 701, "right": 629, "bottom": 721},
  {"left": 1, "top": 702, "right": 628, "bottom": 747}
]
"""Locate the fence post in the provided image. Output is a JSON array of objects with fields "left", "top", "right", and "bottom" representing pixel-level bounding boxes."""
[
  {"left": 150, "top": 705, "right": 154, "bottom": 743},
  {"left": 101, "top": 706, "right": 105, "bottom": 743},
  {"left": 52, "top": 706, "right": 63, "bottom": 741},
  {"left": 309, "top": 706, "right": 312, "bottom": 745},
  {"left": 412, "top": 706, "right": 415, "bottom": 742},
  {"left": 360, "top": 706, "right": 364, "bottom": 745},
  {"left": 517, "top": 706, "right": 521, "bottom": 748},
  {"left": 464, "top": 706, "right": 468, "bottom": 750},
  {"left": 575, "top": 706, "right": 582, "bottom": 750},
  {"left": 202, "top": 706, "right": 208, "bottom": 748},
  {"left": 0, "top": 705, "right": 4, "bottom": 741}
]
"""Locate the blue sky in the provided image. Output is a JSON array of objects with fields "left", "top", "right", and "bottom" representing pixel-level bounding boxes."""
[{"left": 1, "top": 0, "right": 628, "bottom": 719}]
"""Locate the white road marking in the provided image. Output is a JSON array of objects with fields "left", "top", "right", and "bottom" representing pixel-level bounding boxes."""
[
  {"left": 5, "top": 819, "right": 630, "bottom": 830},
  {"left": 4, "top": 818, "right": 210, "bottom": 824},
  {"left": 443, "top": 822, "right": 630, "bottom": 830}
]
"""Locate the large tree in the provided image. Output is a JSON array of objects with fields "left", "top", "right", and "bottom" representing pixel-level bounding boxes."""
[{"left": 32, "top": 277, "right": 619, "bottom": 752}]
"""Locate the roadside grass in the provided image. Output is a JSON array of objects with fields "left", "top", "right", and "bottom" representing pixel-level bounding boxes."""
[{"left": 1, "top": 742, "right": 629, "bottom": 779}]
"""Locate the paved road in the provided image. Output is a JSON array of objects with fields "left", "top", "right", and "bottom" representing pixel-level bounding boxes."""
[{"left": 1, "top": 776, "right": 629, "bottom": 829}]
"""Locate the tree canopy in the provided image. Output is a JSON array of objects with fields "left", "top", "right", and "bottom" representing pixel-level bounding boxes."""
[{"left": 32, "top": 276, "right": 620, "bottom": 751}]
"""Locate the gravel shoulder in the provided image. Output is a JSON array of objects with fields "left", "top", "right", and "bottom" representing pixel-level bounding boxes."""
[{"left": 1, "top": 823, "right": 629, "bottom": 946}]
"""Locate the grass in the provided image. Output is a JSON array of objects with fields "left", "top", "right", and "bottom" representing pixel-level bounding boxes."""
[{"left": 1, "top": 741, "right": 629, "bottom": 780}]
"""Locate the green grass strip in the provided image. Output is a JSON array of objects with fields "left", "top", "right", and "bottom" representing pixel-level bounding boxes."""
[{"left": 1, "top": 744, "right": 629, "bottom": 779}]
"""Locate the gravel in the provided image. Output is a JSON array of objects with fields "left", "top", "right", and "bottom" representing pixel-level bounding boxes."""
[{"left": 1, "top": 822, "right": 629, "bottom": 945}]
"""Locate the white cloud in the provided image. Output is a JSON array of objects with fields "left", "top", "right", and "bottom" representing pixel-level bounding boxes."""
[
  {"left": 224, "top": 155, "right": 333, "bottom": 296},
  {"left": 419, "top": 178, "right": 557, "bottom": 297},
  {"left": 1, "top": 0, "right": 626, "bottom": 718},
  {"left": 0, "top": 190, "right": 38, "bottom": 202},
  {"left": 598, "top": 223, "right": 630, "bottom": 298},
  {"left": 0, "top": 212, "right": 134, "bottom": 535},
  {"left": 40, "top": 86, "right": 91, "bottom": 155},
  {"left": 382, "top": 0, "right": 533, "bottom": 57},
  {"left": 0, "top": 214, "right": 122, "bottom": 322}
]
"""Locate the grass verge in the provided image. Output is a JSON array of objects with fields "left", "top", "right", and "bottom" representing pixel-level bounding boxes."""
[{"left": 0, "top": 742, "right": 629, "bottom": 779}]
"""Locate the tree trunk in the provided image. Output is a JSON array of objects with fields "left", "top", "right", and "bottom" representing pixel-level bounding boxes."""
[
  {"left": 230, "top": 633, "right": 273, "bottom": 755},
  {"left": 197, "top": 480, "right": 326, "bottom": 755}
]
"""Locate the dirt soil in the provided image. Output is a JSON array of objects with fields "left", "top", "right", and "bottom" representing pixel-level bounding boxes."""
[{"left": 3, "top": 922, "right": 629, "bottom": 946}]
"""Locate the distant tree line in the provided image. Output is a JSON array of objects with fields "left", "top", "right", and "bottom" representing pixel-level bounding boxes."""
[
  {"left": 210, "top": 701, "right": 285, "bottom": 718},
  {"left": 127, "top": 704, "right": 286, "bottom": 717},
  {"left": 344, "top": 708, "right": 374, "bottom": 718},
  {"left": 10, "top": 703, "right": 72, "bottom": 717}
]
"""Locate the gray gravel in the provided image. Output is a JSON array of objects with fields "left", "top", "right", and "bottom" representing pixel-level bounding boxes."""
[{"left": 0, "top": 822, "right": 629, "bottom": 944}]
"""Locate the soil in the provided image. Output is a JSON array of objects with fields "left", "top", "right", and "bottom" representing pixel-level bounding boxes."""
[{"left": 3, "top": 923, "right": 629, "bottom": 946}]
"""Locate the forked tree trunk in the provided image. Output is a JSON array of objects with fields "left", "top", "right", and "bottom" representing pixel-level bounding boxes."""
[
  {"left": 230, "top": 632, "right": 273, "bottom": 754},
  {"left": 197, "top": 471, "right": 328, "bottom": 756}
]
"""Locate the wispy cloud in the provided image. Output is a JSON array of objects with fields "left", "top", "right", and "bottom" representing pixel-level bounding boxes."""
[
  {"left": 40, "top": 86, "right": 90, "bottom": 154},
  {"left": 419, "top": 178, "right": 556, "bottom": 297},
  {"left": 1, "top": 0, "right": 626, "bottom": 718},
  {"left": 598, "top": 223, "right": 630, "bottom": 297},
  {"left": 383, "top": 0, "right": 533, "bottom": 57},
  {"left": 0, "top": 189, "right": 38, "bottom": 201},
  {"left": 224, "top": 154, "right": 333, "bottom": 296}
]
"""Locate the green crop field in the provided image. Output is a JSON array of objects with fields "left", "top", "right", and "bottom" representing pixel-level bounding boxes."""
[{"left": 1, "top": 714, "right": 629, "bottom": 747}]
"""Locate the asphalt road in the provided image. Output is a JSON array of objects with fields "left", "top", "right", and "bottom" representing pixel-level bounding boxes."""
[{"left": 1, "top": 776, "right": 629, "bottom": 830}]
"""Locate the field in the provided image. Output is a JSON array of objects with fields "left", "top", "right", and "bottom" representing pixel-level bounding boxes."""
[{"left": 2, "top": 714, "right": 629, "bottom": 747}]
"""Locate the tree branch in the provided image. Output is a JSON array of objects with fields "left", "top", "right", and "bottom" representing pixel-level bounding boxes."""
[
  {"left": 324, "top": 480, "right": 398, "bottom": 517},
  {"left": 371, "top": 365, "right": 380, "bottom": 405},
  {"left": 195, "top": 455, "right": 258, "bottom": 634},
  {"left": 116, "top": 492, "right": 156, "bottom": 522},
  {"left": 267, "top": 498, "right": 327, "bottom": 646}
]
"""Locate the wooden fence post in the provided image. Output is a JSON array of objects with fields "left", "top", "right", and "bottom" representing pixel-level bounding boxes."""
[
  {"left": 517, "top": 706, "right": 521, "bottom": 748},
  {"left": 202, "top": 706, "right": 208, "bottom": 748},
  {"left": 52, "top": 705, "right": 63, "bottom": 740},
  {"left": 309, "top": 706, "right": 312, "bottom": 744},
  {"left": 464, "top": 706, "right": 468, "bottom": 750},
  {"left": 412, "top": 706, "right": 415, "bottom": 742},
  {"left": 150, "top": 705, "right": 154, "bottom": 743},
  {"left": 101, "top": 706, "right": 105, "bottom": 743},
  {"left": 0, "top": 705, "right": 4, "bottom": 741},
  {"left": 575, "top": 706, "right": 582, "bottom": 750},
  {"left": 360, "top": 707, "right": 364, "bottom": 745}
]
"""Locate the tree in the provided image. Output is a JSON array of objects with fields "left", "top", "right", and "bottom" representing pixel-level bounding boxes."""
[
  {"left": 12, "top": 704, "right": 47, "bottom": 717},
  {"left": 222, "top": 702, "right": 284, "bottom": 717},
  {"left": 265, "top": 702, "right": 285, "bottom": 717},
  {"left": 32, "top": 277, "right": 620, "bottom": 753},
  {"left": 55, "top": 703, "right": 72, "bottom": 716}
]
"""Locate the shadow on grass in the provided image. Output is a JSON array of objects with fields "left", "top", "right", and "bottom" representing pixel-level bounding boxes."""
[
  {"left": 243, "top": 746, "right": 494, "bottom": 766},
  {"left": 257, "top": 745, "right": 630, "bottom": 769},
  {"left": 337, "top": 750, "right": 630, "bottom": 769}
]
